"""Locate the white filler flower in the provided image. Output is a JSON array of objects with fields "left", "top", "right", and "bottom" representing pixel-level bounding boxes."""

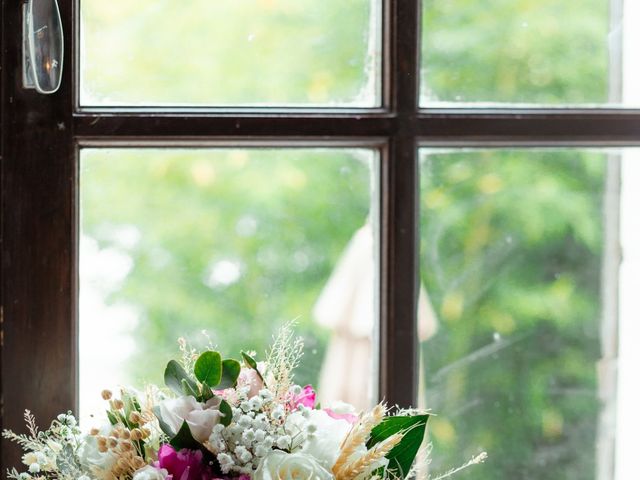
[{"left": 255, "top": 451, "right": 333, "bottom": 480}]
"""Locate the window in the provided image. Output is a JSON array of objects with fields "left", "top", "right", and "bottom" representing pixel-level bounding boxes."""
[{"left": 1, "top": 1, "right": 638, "bottom": 479}]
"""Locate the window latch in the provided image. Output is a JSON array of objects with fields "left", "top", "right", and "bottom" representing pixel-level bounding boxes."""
[{"left": 22, "top": 0, "right": 64, "bottom": 94}]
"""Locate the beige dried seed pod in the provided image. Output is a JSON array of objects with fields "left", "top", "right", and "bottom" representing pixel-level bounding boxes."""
[
  {"left": 129, "top": 411, "right": 142, "bottom": 424},
  {"left": 120, "top": 440, "right": 133, "bottom": 452},
  {"left": 101, "top": 389, "right": 113, "bottom": 401}
]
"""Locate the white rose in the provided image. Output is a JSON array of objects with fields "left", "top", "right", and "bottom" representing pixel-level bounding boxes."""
[
  {"left": 255, "top": 451, "right": 332, "bottom": 480},
  {"left": 132, "top": 465, "right": 169, "bottom": 480},
  {"left": 295, "top": 410, "right": 352, "bottom": 471},
  {"left": 157, "top": 396, "right": 221, "bottom": 443}
]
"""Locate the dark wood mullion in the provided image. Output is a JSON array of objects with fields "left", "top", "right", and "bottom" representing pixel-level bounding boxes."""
[
  {"left": 417, "top": 111, "right": 640, "bottom": 143},
  {"left": 75, "top": 111, "right": 640, "bottom": 142},
  {"left": 1, "top": 0, "right": 77, "bottom": 472},
  {"left": 378, "top": 0, "right": 421, "bottom": 409},
  {"left": 74, "top": 113, "right": 395, "bottom": 138}
]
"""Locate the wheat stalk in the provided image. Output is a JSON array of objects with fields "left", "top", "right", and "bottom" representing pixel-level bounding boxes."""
[
  {"left": 332, "top": 403, "right": 386, "bottom": 476},
  {"left": 336, "top": 433, "right": 403, "bottom": 480}
]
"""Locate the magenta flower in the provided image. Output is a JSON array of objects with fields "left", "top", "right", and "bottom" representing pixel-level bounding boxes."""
[
  {"left": 157, "top": 445, "right": 213, "bottom": 480},
  {"left": 290, "top": 385, "right": 316, "bottom": 409}
]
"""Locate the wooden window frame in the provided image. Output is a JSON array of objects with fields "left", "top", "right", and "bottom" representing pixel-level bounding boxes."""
[{"left": 1, "top": 0, "right": 639, "bottom": 472}]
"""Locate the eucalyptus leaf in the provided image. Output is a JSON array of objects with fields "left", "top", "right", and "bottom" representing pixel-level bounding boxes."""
[
  {"left": 153, "top": 406, "right": 176, "bottom": 438},
  {"left": 194, "top": 351, "right": 222, "bottom": 387},
  {"left": 219, "top": 399, "right": 233, "bottom": 427},
  {"left": 218, "top": 359, "right": 241, "bottom": 389},
  {"left": 164, "top": 360, "right": 198, "bottom": 396},
  {"left": 181, "top": 378, "right": 200, "bottom": 397},
  {"left": 201, "top": 383, "right": 215, "bottom": 402}
]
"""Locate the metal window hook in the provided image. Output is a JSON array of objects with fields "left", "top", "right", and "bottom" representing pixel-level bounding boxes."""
[{"left": 22, "top": 0, "right": 64, "bottom": 94}]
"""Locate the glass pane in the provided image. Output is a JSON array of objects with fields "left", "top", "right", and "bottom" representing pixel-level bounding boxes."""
[
  {"left": 80, "top": 0, "right": 381, "bottom": 107},
  {"left": 421, "top": 1, "right": 640, "bottom": 106},
  {"left": 419, "top": 149, "right": 637, "bottom": 479},
  {"left": 80, "top": 148, "right": 378, "bottom": 424}
]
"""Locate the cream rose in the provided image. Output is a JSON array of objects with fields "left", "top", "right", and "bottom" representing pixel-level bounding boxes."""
[
  {"left": 132, "top": 465, "right": 169, "bottom": 480},
  {"left": 79, "top": 424, "right": 117, "bottom": 471},
  {"left": 255, "top": 451, "right": 333, "bottom": 480},
  {"left": 157, "top": 396, "right": 222, "bottom": 443},
  {"left": 294, "top": 410, "right": 353, "bottom": 471}
]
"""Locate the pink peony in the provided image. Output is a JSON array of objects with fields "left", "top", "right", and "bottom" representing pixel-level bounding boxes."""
[
  {"left": 291, "top": 385, "right": 316, "bottom": 409},
  {"left": 157, "top": 445, "right": 213, "bottom": 480}
]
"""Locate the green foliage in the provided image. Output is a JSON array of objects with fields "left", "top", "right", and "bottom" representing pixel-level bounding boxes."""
[
  {"left": 170, "top": 421, "right": 204, "bottom": 451},
  {"left": 242, "top": 351, "right": 266, "bottom": 385},
  {"left": 164, "top": 360, "right": 198, "bottom": 397},
  {"left": 422, "top": 0, "right": 608, "bottom": 104},
  {"left": 153, "top": 406, "right": 176, "bottom": 438},
  {"left": 81, "top": 0, "right": 376, "bottom": 106},
  {"left": 166, "top": 351, "right": 242, "bottom": 408},
  {"left": 367, "top": 415, "right": 429, "bottom": 479},
  {"left": 194, "top": 351, "right": 223, "bottom": 387},
  {"left": 219, "top": 400, "right": 233, "bottom": 428},
  {"left": 219, "top": 359, "right": 242, "bottom": 389},
  {"left": 420, "top": 150, "right": 605, "bottom": 479}
]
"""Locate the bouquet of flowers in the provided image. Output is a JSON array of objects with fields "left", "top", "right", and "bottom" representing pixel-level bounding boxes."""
[{"left": 3, "top": 324, "right": 485, "bottom": 480}]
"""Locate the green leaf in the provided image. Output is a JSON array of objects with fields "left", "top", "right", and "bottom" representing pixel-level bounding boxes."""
[
  {"left": 241, "top": 351, "right": 265, "bottom": 384},
  {"left": 194, "top": 351, "right": 223, "bottom": 387},
  {"left": 201, "top": 383, "right": 215, "bottom": 402},
  {"left": 218, "top": 359, "right": 241, "bottom": 389},
  {"left": 181, "top": 378, "right": 200, "bottom": 397},
  {"left": 367, "top": 414, "right": 429, "bottom": 480},
  {"left": 153, "top": 406, "right": 176, "bottom": 438},
  {"left": 219, "top": 400, "right": 233, "bottom": 427},
  {"left": 164, "top": 360, "right": 198, "bottom": 396},
  {"left": 241, "top": 351, "right": 258, "bottom": 369},
  {"left": 122, "top": 391, "right": 141, "bottom": 428},
  {"left": 106, "top": 410, "right": 118, "bottom": 426},
  {"left": 170, "top": 421, "right": 202, "bottom": 451}
]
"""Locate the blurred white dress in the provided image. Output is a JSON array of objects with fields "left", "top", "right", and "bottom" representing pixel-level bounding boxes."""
[{"left": 313, "top": 222, "right": 438, "bottom": 411}]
